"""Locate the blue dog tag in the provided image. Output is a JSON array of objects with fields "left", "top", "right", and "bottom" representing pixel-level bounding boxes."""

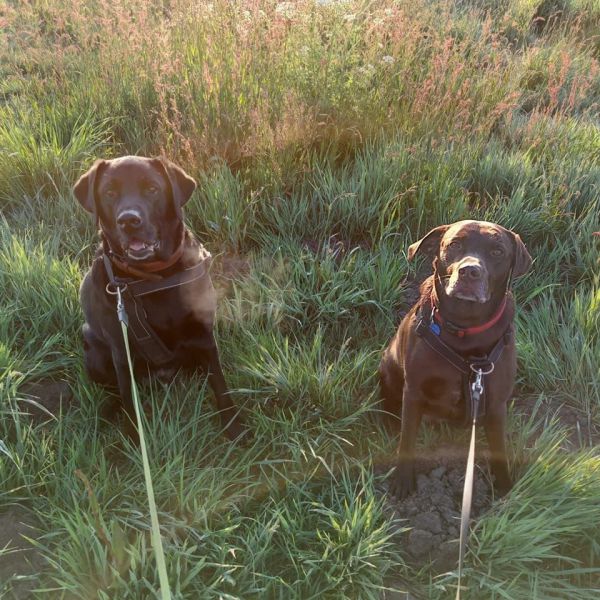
[{"left": 429, "top": 322, "right": 441, "bottom": 336}]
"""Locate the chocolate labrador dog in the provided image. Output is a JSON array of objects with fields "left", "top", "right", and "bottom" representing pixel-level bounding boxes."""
[
  {"left": 380, "top": 220, "right": 532, "bottom": 499},
  {"left": 75, "top": 155, "right": 243, "bottom": 439}
]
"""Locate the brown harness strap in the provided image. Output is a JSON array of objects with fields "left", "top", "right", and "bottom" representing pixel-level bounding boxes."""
[{"left": 415, "top": 295, "right": 511, "bottom": 426}]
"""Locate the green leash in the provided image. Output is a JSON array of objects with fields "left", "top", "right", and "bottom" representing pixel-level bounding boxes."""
[{"left": 117, "top": 286, "right": 172, "bottom": 600}]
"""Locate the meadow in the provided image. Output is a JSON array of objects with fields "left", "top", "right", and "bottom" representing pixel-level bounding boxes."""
[{"left": 0, "top": 0, "right": 599, "bottom": 598}]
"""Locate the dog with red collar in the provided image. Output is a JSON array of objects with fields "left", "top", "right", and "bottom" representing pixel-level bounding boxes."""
[
  {"left": 380, "top": 220, "right": 532, "bottom": 499},
  {"left": 75, "top": 156, "right": 244, "bottom": 440}
]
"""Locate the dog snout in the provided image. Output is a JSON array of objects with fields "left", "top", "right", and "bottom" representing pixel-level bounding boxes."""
[
  {"left": 458, "top": 264, "right": 483, "bottom": 280},
  {"left": 117, "top": 210, "right": 143, "bottom": 230}
]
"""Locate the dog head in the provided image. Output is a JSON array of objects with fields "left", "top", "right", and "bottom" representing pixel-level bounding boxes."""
[
  {"left": 408, "top": 220, "right": 532, "bottom": 304},
  {"left": 73, "top": 156, "right": 196, "bottom": 262}
]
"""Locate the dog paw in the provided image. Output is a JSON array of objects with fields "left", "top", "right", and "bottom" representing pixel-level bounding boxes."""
[
  {"left": 493, "top": 475, "right": 513, "bottom": 498},
  {"left": 388, "top": 465, "right": 416, "bottom": 500},
  {"left": 223, "top": 416, "right": 248, "bottom": 442}
]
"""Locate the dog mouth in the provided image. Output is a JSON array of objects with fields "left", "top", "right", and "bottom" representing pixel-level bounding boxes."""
[
  {"left": 125, "top": 238, "right": 160, "bottom": 260},
  {"left": 450, "top": 290, "right": 489, "bottom": 303},
  {"left": 445, "top": 282, "right": 490, "bottom": 303}
]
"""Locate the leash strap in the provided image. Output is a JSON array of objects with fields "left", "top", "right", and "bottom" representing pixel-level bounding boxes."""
[
  {"left": 115, "top": 287, "right": 172, "bottom": 600},
  {"left": 455, "top": 368, "right": 486, "bottom": 600}
]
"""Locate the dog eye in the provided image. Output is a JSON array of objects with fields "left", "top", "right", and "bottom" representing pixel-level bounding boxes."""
[
  {"left": 105, "top": 189, "right": 118, "bottom": 199},
  {"left": 491, "top": 247, "right": 504, "bottom": 257},
  {"left": 146, "top": 185, "right": 158, "bottom": 194},
  {"left": 448, "top": 240, "right": 462, "bottom": 250}
]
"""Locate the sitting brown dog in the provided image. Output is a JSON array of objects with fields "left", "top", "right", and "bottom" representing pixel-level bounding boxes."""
[
  {"left": 74, "top": 156, "right": 243, "bottom": 439},
  {"left": 380, "top": 220, "right": 532, "bottom": 498}
]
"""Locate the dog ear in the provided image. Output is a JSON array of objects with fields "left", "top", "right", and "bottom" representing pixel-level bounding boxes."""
[
  {"left": 154, "top": 157, "right": 196, "bottom": 215},
  {"left": 73, "top": 159, "right": 106, "bottom": 213},
  {"left": 408, "top": 225, "right": 450, "bottom": 261},
  {"left": 511, "top": 232, "right": 532, "bottom": 277}
]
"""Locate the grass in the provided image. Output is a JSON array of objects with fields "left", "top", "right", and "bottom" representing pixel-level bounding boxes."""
[{"left": 0, "top": 0, "right": 599, "bottom": 598}]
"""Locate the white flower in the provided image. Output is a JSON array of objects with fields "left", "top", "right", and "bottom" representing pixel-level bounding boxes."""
[
  {"left": 275, "top": 2, "right": 295, "bottom": 18},
  {"left": 381, "top": 55, "right": 395, "bottom": 64},
  {"left": 358, "top": 63, "right": 375, "bottom": 76},
  {"left": 344, "top": 13, "right": 356, "bottom": 22}
]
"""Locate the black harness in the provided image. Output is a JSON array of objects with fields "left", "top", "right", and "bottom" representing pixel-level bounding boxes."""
[
  {"left": 103, "top": 251, "right": 212, "bottom": 367},
  {"left": 415, "top": 295, "right": 512, "bottom": 426}
]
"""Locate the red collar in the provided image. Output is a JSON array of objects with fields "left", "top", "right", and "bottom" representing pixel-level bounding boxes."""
[
  {"left": 431, "top": 292, "right": 508, "bottom": 338},
  {"left": 104, "top": 231, "right": 185, "bottom": 282}
]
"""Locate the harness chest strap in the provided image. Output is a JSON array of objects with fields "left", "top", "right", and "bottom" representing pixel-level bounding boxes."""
[
  {"left": 103, "top": 253, "right": 210, "bottom": 367},
  {"left": 415, "top": 300, "right": 511, "bottom": 424}
]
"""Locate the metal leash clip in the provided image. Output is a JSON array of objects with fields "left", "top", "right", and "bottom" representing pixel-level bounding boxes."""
[
  {"left": 116, "top": 286, "right": 129, "bottom": 326},
  {"left": 469, "top": 363, "right": 494, "bottom": 422},
  {"left": 105, "top": 281, "right": 129, "bottom": 326}
]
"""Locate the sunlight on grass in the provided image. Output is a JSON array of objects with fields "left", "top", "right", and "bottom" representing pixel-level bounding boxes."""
[{"left": 0, "top": 0, "right": 598, "bottom": 597}]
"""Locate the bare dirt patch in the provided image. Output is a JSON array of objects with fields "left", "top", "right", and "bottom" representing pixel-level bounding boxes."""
[
  {"left": 0, "top": 507, "right": 43, "bottom": 599},
  {"left": 17, "top": 379, "right": 74, "bottom": 425}
]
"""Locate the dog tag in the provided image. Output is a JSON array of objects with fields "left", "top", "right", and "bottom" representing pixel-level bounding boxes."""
[{"left": 429, "top": 322, "right": 441, "bottom": 336}]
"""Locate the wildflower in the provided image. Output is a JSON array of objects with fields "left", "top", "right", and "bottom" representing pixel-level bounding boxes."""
[
  {"left": 275, "top": 2, "right": 295, "bottom": 18},
  {"left": 344, "top": 14, "right": 356, "bottom": 23},
  {"left": 381, "top": 55, "right": 395, "bottom": 64},
  {"left": 358, "top": 64, "right": 375, "bottom": 76}
]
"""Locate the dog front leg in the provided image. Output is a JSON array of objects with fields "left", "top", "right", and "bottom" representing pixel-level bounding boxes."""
[
  {"left": 483, "top": 402, "right": 512, "bottom": 496},
  {"left": 389, "top": 385, "right": 422, "bottom": 499},
  {"left": 197, "top": 345, "right": 244, "bottom": 440}
]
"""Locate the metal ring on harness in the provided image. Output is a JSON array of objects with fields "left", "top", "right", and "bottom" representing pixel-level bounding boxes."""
[
  {"left": 469, "top": 362, "right": 495, "bottom": 376},
  {"left": 105, "top": 281, "right": 127, "bottom": 295}
]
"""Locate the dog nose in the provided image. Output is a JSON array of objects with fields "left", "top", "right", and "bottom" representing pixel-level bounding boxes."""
[
  {"left": 117, "top": 211, "right": 142, "bottom": 230},
  {"left": 458, "top": 264, "right": 482, "bottom": 280}
]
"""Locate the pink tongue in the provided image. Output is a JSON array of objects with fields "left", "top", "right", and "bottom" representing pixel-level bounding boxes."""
[{"left": 129, "top": 240, "right": 146, "bottom": 251}]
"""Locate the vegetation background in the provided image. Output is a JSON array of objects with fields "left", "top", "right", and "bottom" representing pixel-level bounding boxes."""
[{"left": 0, "top": 0, "right": 599, "bottom": 598}]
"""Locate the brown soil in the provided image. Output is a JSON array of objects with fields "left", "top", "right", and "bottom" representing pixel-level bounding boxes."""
[
  {"left": 17, "top": 379, "right": 74, "bottom": 425},
  {"left": 0, "top": 507, "right": 43, "bottom": 599},
  {"left": 376, "top": 444, "right": 493, "bottom": 576}
]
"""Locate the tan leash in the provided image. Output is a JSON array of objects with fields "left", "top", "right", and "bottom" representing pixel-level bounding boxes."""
[{"left": 455, "top": 365, "right": 492, "bottom": 600}]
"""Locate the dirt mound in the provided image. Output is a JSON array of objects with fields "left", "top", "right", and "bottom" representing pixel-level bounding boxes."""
[{"left": 377, "top": 451, "right": 493, "bottom": 573}]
